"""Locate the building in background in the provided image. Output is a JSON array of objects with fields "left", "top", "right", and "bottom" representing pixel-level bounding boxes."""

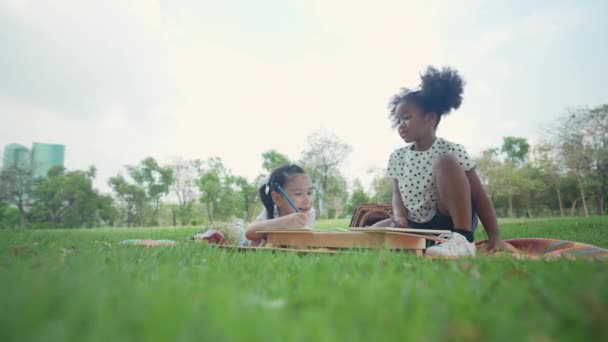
[
  {"left": 31, "top": 143, "right": 65, "bottom": 178},
  {"left": 2, "top": 143, "right": 30, "bottom": 169},
  {"left": 2, "top": 142, "right": 65, "bottom": 178}
]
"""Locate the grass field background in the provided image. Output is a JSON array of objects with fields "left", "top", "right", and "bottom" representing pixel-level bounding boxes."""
[{"left": 1, "top": 217, "right": 607, "bottom": 341}]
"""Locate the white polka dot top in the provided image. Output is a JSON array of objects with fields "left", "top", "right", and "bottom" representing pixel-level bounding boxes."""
[{"left": 386, "top": 137, "right": 476, "bottom": 223}]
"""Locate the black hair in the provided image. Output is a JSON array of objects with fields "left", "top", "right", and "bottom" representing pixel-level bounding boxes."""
[
  {"left": 388, "top": 66, "right": 465, "bottom": 128},
  {"left": 259, "top": 164, "right": 306, "bottom": 218}
]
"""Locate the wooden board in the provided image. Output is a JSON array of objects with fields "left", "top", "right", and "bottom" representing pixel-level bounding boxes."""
[
  {"left": 257, "top": 229, "right": 320, "bottom": 234},
  {"left": 216, "top": 245, "right": 344, "bottom": 254},
  {"left": 345, "top": 227, "right": 388, "bottom": 233},
  {"left": 379, "top": 231, "right": 448, "bottom": 243},
  {"left": 215, "top": 245, "right": 423, "bottom": 256},
  {"left": 262, "top": 230, "right": 426, "bottom": 251},
  {"left": 256, "top": 227, "right": 314, "bottom": 232},
  {"left": 349, "top": 227, "right": 451, "bottom": 235},
  {"left": 257, "top": 227, "right": 450, "bottom": 235},
  {"left": 258, "top": 229, "right": 446, "bottom": 244}
]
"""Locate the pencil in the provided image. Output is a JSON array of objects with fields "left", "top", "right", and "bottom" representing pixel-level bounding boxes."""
[{"left": 274, "top": 183, "right": 300, "bottom": 213}]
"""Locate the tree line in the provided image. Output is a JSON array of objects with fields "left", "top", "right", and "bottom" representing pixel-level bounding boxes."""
[
  {"left": 1, "top": 105, "right": 606, "bottom": 228},
  {"left": 0, "top": 131, "right": 353, "bottom": 228},
  {"left": 475, "top": 105, "right": 608, "bottom": 217}
]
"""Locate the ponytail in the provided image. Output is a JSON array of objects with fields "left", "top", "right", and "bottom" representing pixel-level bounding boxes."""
[
  {"left": 259, "top": 183, "right": 276, "bottom": 218},
  {"left": 388, "top": 66, "right": 464, "bottom": 129}
]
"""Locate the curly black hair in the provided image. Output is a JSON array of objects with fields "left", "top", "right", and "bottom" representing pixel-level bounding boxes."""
[{"left": 388, "top": 66, "right": 465, "bottom": 128}]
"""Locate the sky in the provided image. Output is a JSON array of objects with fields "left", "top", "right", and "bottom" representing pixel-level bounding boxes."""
[{"left": 1, "top": 0, "right": 607, "bottom": 194}]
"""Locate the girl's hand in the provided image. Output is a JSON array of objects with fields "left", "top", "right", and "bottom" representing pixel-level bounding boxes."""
[
  {"left": 485, "top": 236, "right": 510, "bottom": 252},
  {"left": 479, "top": 234, "right": 514, "bottom": 254},
  {"left": 283, "top": 212, "right": 310, "bottom": 228}
]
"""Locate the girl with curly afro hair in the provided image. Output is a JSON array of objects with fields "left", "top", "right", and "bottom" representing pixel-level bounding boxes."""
[{"left": 373, "top": 66, "right": 504, "bottom": 256}]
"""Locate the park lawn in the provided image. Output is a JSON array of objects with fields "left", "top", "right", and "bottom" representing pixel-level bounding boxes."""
[{"left": 0, "top": 217, "right": 607, "bottom": 341}]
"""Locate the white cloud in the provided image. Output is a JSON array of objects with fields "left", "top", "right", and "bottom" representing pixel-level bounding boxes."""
[
  {"left": 161, "top": 0, "right": 446, "bottom": 188},
  {"left": 1, "top": 0, "right": 599, "bottom": 199},
  {"left": 0, "top": 0, "right": 168, "bottom": 116},
  {"left": 0, "top": 96, "right": 166, "bottom": 193},
  {"left": 474, "top": 7, "right": 585, "bottom": 58}
]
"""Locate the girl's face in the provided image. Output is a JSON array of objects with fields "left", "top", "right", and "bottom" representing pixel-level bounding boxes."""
[
  {"left": 395, "top": 102, "right": 436, "bottom": 143},
  {"left": 273, "top": 174, "right": 314, "bottom": 215}
]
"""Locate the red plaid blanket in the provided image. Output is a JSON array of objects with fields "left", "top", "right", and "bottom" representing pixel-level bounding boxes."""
[{"left": 476, "top": 238, "right": 608, "bottom": 260}]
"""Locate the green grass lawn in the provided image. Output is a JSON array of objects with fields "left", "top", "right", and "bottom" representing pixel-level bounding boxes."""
[{"left": 1, "top": 217, "right": 607, "bottom": 341}]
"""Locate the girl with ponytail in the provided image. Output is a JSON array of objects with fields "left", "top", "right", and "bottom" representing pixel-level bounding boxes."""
[{"left": 245, "top": 164, "right": 315, "bottom": 244}]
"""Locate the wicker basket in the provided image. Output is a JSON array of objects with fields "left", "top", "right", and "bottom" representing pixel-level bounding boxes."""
[{"left": 349, "top": 203, "right": 393, "bottom": 227}]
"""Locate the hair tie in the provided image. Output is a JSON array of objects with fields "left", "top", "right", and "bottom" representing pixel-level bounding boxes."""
[{"left": 258, "top": 176, "right": 272, "bottom": 195}]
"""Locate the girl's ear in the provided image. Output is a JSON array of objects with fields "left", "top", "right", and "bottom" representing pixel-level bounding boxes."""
[
  {"left": 426, "top": 112, "right": 439, "bottom": 126},
  {"left": 270, "top": 191, "right": 282, "bottom": 205}
]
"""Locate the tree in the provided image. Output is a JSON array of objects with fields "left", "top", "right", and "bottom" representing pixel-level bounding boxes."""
[
  {"left": 168, "top": 158, "right": 200, "bottom": 225},
  {"left": 496, "top": 137, "right": 543, "bottom": 217},
  {"left": 556, "top": 110, "right": 597, "bottom": 217},
  {"left": 531, "top": 142, "right": 566, "bottom": 216},
  {"left": 31, "top": 166, "right": 78, "bottom": 227},
  {"left": 474, "top": 148, "right": 500, "bottom": 192},
  {"left": 501, "top": 136, "right": 530, "bottom": 166},
  {"left": 324, "top": 171, "right": 349, "bottom": 218},
  {"left": 234, "top": 176, "right": 260, "bottom": 221},
  {"left": 368, "top": 172, "right": 392, "bottom": 204},
  {"left": 127, "top": 157, "right": 175, "bottom": 225},
  {"left": 345, "top": 179, "right": 370, "bottom": 217},
  {"left": 0, "top": 200, "right": 21, "bottom": 229},
  {"left": 0, "top": 164, "right": 34, "bottom": 227},
  {"left": 61, "top": 168, "right": 117, "bottom": 228},
  {"left": 584, "top": 105, "right": 608, "bottom": 215},
  {"left": 300, "top": 130, "right": 352, "bottom": 218},
  {"left": 108, "top": 174, "right": 147, "bottom": 227},
  {"left": 476, "top": 144, "right": 543, "bottom": 218},
  {"left": 517, "top": 165, "right": 546, "bottom": 218},
  {"left": 31, "top": 166, "right": 116, "bottom": 228},
  {"left": 95, "top": 194, "right": 118, "bottom": 227},
  {"left": 497, "top": 162, "right": 517, "bottom": 217},
  {"left": 198, "top": 157, "right": 235, "bottom": 222},
  {"left": 475, "top": 148, "right": 510, "bottom": 214},
  {"left": 261, "top": 150, "right": 290, "bottom": 173}
]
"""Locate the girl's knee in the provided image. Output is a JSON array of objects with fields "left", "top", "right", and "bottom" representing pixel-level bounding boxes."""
[{"left": 433, "top": 154, "right": 461, "bottom": 172}]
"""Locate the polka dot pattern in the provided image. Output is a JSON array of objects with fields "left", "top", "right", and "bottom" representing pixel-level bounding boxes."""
[{"left": 386, "top": 138, "right": 476, "bottom": 223}]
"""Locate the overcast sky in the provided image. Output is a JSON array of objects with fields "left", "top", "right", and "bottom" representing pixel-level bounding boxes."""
[{"left": 1, "top": 0, "right": 607, "bottom": 194}]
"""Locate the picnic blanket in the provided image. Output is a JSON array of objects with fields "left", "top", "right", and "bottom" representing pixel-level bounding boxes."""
[
  {"left": 476, "top": 238, "right": 608, "bottom": 260},
  {"left": 120, "top": 239, "right": 177, "bottom": 247}
]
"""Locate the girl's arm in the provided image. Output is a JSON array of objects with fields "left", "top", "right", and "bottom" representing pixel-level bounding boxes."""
[
  {"left": 466, "top": 168, "right": 503, "bottom": 249},
  {"left": 245, "top": 213, "right": 309, "bottom": 242},
  {"left": 392, "top": 179, "right": 409, "bottom": 227}
]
